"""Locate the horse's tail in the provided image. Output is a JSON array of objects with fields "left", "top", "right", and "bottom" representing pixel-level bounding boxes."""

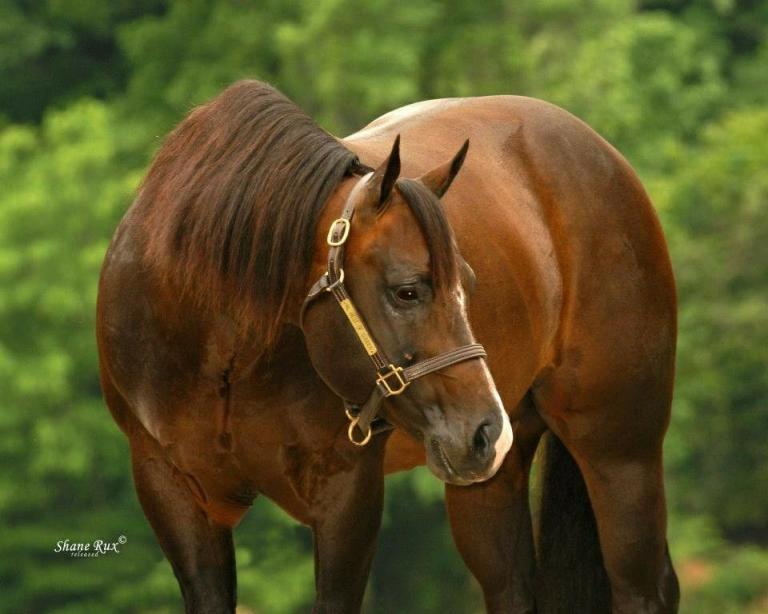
[{"left": 536, "top": 432, "right": 611, "bottom": 613}]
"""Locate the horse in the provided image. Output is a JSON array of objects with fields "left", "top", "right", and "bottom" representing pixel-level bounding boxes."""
[{"left": 97, "top": 79, "right": 679, "bottom": 613}]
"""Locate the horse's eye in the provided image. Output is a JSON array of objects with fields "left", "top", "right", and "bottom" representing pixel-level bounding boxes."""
[{"left": 395, "top": 287, "right": 419, "bottom": 302}]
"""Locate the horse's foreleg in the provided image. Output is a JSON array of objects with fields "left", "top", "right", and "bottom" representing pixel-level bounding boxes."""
[
  {"left": 310, "top": 437, "right": 387, "bottom": 613},
  {"left": 445, "top": 409, "right": 544, "bottom": 614},
  {"left": 129, "top": 426, "right": 237, "bottom": 614}
]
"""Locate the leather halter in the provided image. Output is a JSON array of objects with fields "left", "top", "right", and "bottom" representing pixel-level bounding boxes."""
[{"left": 302, "top": 173, "right": 487, "bottom": 446}]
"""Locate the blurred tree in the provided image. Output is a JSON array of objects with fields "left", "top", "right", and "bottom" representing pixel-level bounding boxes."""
[
  {"left": 275, "top": 0, "right": 439, "bottom": 133},
  {"left": 0, "top": 0, "right": 767, "bottom": 611},
  {"left": 118, "top": 0, "right": 296, "bottom": 134},
  {"left": 416, "top": 0, "right": 527, "bottom": 99},
  {"left": 0, "top": 0, "right": 167, "bottom": 124},
  {"left": 0, "top": 99, "right": 156, "bottom": 612},
  {"left": 660, "top": 108, "right": 768, "bottom": 539},
  {"left": 526, "top": 10, "right": 725, "bottom": 168}
]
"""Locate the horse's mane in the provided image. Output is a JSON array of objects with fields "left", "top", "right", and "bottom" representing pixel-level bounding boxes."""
[
  {"left": 137, "top": 80, "right": 458, "bottom": 349},
  {"left": 137, "top": 80, "right": 364, "bottom": 346}
]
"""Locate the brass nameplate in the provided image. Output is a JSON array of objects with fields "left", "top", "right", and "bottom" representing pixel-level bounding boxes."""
[{"left": 339, "top": 299, "right": 378, "bottom": 356}]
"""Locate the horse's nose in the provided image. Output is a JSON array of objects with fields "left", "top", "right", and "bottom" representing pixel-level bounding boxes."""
[
  {"left": 471, "top": 416, "right": 501, "bottom": 465},
  {"left": 425, "top": 408, "right": 513, "bottom": 484}
]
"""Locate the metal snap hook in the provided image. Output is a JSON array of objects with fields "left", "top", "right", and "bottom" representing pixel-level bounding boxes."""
[{"left": 348, "top": 416, "right": 372, "bottom": 446}]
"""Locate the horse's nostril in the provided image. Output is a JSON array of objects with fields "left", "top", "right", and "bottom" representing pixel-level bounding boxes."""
[{"left": 472, "top": 421, "right": 491, "bottom": 459}]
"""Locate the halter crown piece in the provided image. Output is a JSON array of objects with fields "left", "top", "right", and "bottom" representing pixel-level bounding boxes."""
[{"left": 302, "top": 173, "right": 488, "bottom": 446}]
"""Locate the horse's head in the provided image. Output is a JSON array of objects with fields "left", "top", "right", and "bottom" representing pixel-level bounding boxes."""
[{"left": 302, "top": 137, "right": 512, "bottom": 485}]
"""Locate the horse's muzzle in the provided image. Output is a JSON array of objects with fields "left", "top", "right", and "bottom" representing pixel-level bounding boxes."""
[{"left": 426, "top": 408, "right": 513, "bottom": 485}]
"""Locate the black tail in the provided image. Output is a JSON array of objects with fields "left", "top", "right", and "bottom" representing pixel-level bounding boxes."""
[{"left": 536, "top": 433, "right": 611, "bottom": 613}]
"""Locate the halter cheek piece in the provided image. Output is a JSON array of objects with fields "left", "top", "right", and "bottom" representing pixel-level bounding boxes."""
[{"left": 301, "top": 174, "right": 487, "bottom": 446}]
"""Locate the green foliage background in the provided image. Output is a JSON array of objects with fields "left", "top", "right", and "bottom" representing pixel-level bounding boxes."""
[{"left": 0, "top": 1, "right": 766, "bottom": 612}]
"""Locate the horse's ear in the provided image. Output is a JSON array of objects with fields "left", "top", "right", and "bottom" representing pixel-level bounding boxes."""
[
  {"left": 368, "top": 135, "right": 401, "bottom": 208},
  {"left": 418, "top": 139, "right": 469, "bottom": 198}
]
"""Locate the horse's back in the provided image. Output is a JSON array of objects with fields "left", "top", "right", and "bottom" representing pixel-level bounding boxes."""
[
  {"left": 346, "top": 95, "right": 674, "bottom": 316},
  {"left": 346, "top": 96, "right": 676, "bottom": 447}
]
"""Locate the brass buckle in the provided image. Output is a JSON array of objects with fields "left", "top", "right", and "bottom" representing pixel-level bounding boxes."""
[
  {"left": 348, "top": 415, "right": 372, "bottom": 446},
  {"left": 376, "top": 365, "right": 409, "bottom": 396},
  {"left": 327, "top": 218, "right": 350, "bottom": 246}
]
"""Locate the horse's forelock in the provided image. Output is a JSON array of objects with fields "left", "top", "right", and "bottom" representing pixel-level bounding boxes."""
[{"left": 394, "top": 178, "right": 459, "bottom": 293}]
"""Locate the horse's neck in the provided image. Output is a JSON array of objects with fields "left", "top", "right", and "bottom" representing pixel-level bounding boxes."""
[{"left": 232, "top": 323, "right": 332, "bottom": 405}]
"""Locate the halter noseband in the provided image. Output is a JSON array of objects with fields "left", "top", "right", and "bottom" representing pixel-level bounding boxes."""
[{"left": 302, "top": 174, "right": 487, "bottom": 446}]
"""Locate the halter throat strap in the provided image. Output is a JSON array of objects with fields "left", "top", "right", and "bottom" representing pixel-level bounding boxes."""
[{"left": 302, "top": 174, "right": 487, "bottom": 446}]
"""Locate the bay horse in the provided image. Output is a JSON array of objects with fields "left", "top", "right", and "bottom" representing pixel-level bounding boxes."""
[{"left": 97, "top": 80, "right": 679, "bottom": 613}]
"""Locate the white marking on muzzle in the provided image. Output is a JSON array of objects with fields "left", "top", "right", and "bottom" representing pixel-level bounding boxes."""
[
  {"left": 455, "top": 283, "right": 513, "bottom": 478},
  {"left": 490, "top": 409, "right": 513, "bottom": 475},
  {"left": 478, "top": 360, "right": 514, "bottom": 477}
]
